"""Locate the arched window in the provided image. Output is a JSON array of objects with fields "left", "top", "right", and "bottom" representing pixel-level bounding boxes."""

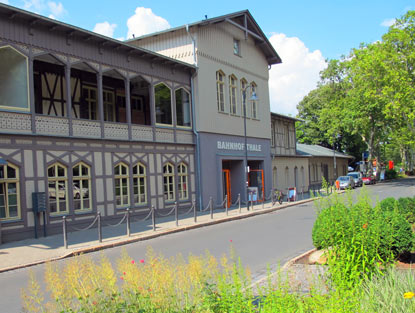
[
  {"left": 0, "top": 46, "right": 29, "bottom": 111},
  {"left": 0, "top": 163, "right": 20, "bottom": 220},
  {"left": 250, "top": 82, "right": 258, "bottom": 119},
  {"left": 294, "top": 167, "right": 298, "bottom": 189},
  {"left": 175, "top": 88, "right": 191, "bottom": 127},
  {"left": 155, "top": 83, "right": 172, "bottom": 125},
  {"left": 216, "top": 71, "right": 225, "bottom": 112},
  {"left": 273, "top": 167, "right": 277, "bottom": 189},
  {"left": 178, "top": 163, "right": 188, "bottom": 200},
  {"left": 133, "top": 162, "right": 147, "bottom": 205},
  {"left": 301, "top": 166, "right": 305, "bottom": 190},
  {"left": 73, "top": 162, "right": 91, "bottom": 211},
  {"left": 114, "top": 163, "right": 129, "bottom": 207},
  {"left": 229, "top": 75, "right": 237, "bottom": 115},
  {"left": 240, "top": 78, "right": 248, "bottom": 117},
  {"left": 48, "top": 163, "right": 68, "bottom": 214},
  {"left": 163, "top": 163, "right": 175, "bottom": 201},
  {"left": 285, "top": 167, "right": 289, "bottom": 188}
]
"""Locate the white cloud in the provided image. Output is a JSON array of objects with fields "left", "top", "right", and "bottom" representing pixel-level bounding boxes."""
[
  {"left": 0, "top": 0, "right": 9, "bottom": 4},
  {"left": 268, "top": 33, "right": 327, "bottom": 116},
  {"left": 93, "top": 21, "right": 117, "bottom": 38},
  {"left": 381, "top": 18, "right": 396, "bottom": 27},
  {"left": 48, "top": 1, "right": 64, "bottom": 17},
  {"left": 126, "top": 7, "right": 170, "bottom": 39},
  {"left": 23, "top": 0, "right": 65, "bottom": 18}
]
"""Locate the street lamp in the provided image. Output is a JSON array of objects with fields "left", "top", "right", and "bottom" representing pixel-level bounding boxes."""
[{"left": 242, "top": 86, "right": 258, "bottom": 210}]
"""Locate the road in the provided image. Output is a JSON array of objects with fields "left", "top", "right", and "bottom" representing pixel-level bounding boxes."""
[{"left": 0, "top": 178, "right": 414, "bottom": 312}]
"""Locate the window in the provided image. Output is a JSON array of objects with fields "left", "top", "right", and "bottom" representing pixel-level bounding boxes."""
[
  {"left": 240, "top": 78, "right": 248, "bottom": 117},
  {"left": 0, "top": 46, "right": 29, "bottom": 112},
  {"left": 155, "top": 83, "right": 172, "bottom": 125},
  {"left": 216, "top": 71, "right": 225, "bottom": 112},
  {"left": 48, "top": 163, "right": 68, "bottom": 214},
  {"left": 73, "top": 163, "right": 91, "bottom": 211},
  {"left": 81, "top": 86, "right": 98, "bottom": 120},
  {"left": 0, "top": 163, "right": 20, "bottom": 220},
  {"left": 273, "top": 167, "right": 277, "bottom": 189},
  {"left": 103, "top": 90, "right": 115, "bottom": 122},
  {"left": 175, "top": 88, "right": 191, "bottom": 127},
  {"left": 114, "top": 163, "right": 129, "bottom": 207},
  {"left": 163, "top": 163, "right": 175, "bottom": 201},
  {"left": 271, "top": 122, "right": 275, "bottom": 147},
  {"left": 251, "top": 82, "right": 258, "bottom": 119},
  {"left": 285, "top": 124, "right": 290, "bottom": 147},
  {"left": 133, "top": 163, "right": 147, "bottom": 205},
  {"left": 229, "top": 75, "right": 237, "bottom": 115},
  {"left": 233, "top": 39, "right": 240, "bottom": 56},
  {"left": 178, "top": 163, "right": 188, "bottom": 200}
]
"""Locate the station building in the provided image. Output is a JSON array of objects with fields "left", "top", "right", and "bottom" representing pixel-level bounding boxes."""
[
  {"left": 129, "top": 11, "right": 281, "bottom": 208},
  {"left": 0, "top": 4, "right": 196, "bottom": 242}
]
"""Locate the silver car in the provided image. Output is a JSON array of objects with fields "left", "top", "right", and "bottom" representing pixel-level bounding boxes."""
[
  {"left": 336, "top": 176, "right": 355, "bottom": 189},
  {"left": 347, "top": 172, "right": 363, "bottom": 187}
]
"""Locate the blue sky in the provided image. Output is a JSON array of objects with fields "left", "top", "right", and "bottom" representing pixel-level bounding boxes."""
[{"left": 2, "top": 0, "right": 414, "bottom": 115}]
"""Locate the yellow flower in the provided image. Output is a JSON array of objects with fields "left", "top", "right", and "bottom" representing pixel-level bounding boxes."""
[{"left": 404, "top": 292, "right": 415, "bottom": 299}]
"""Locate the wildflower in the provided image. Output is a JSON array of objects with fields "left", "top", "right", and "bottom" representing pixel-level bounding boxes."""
[
  {"left": 131, "top": 260, "right": 135, "bottom": 264},
  {"left": 140, "top": 259, "right": 145, "bottom": 264},
  {"left": 120, "top": 276, "right": 124, "bottom": 280},
  {"left": 404, "top": 292, "right": 415, "bottom": 299},
  {"left": 92, "top": 301, "right": 97, "bottom": 305},
  {"left": 230, "top": 240, "right": 233, "bottom": 243},
  {"left": 363, "top": 223, "right": 368, "bottom": 229},
  {"left": 123, "top": 272, "right": 126, "bottom": 275}
]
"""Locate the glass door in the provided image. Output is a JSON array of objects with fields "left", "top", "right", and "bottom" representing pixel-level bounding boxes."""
[{"left": 248, "top": 169, "right": 265, "bottom": 201}]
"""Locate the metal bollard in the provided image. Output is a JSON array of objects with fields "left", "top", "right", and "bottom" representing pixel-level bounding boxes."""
[
  {"left": 225, "top": 195, "right": 228, "bottom": 216},
  {"left": 250, "top": 192, "right": 254, "bottom": 211},
  {"left": 152, "top": 206, "right": 156, "bottom": 231},
  {"left": 62, "top": 216, "right": 68, "bottom": 249},
  {"left": 238, "top": 193, "right": 241, "bottom": 213},
  {"left": 193, "top": 200, "right": 197, "bottom": 223},
  {"left": 126, "top": 208, "right": 130, "bottom": 237},
  {"left": 210, "top": 196, "right": 213, "bottom": 219},
  {"left": 97, "top": 211, "right": 102, "bottom": 243},
  {"left": 175, "top": 202, "right": 178, "bottom": 227}
]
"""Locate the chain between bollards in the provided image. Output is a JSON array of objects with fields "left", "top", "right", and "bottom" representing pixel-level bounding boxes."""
[
  {"left": 62, "top": 216, "right": 68, "bottom": 249},
  {"left": 152, "top": 205, "right": 156, "bottom": 231},
  {"left": 210, "top": 196, "right": 213, "bottom": 219},
  {"left": 126, "top": 208, "right": 130, "bottom": 237},
  {"left": 175, "top": 202, "right": 178, "bottom": 227},
  {"left": 97, "top": 211, "right": 102, "bottom": 243}
]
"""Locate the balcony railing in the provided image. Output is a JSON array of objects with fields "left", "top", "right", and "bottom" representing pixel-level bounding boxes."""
[{"left": 0, "top": 112, "right": 194, "bottom": 144}]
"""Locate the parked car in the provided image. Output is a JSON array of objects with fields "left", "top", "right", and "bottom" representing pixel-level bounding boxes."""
[
  {"left": 347, "top": 172, "right": 363, "bottom": 187},
  {"left": 362, "top": 175, "right": 376, "bottom": 185},
  {"left": 48, "top": 183, "right": 89, "bottom": 199},
  {"left": 336, "top": 176, "right": 355, "bottom": 190}
]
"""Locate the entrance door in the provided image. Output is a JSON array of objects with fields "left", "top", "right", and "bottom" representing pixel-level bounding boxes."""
[
  {"left": 222, "top": 169, "right": 231, "bottom": 208},
  {"left": 248, "top": 169, "right": 265, "bottom": 201}
]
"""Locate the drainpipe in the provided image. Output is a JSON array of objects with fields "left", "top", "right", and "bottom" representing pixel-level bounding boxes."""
[{"left": 186, "top": 25, "right": 203, "bottom": 210}]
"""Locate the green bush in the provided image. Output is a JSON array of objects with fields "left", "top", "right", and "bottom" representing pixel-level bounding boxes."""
[
  {"left": 385, "top": 169, "right": 397, "bottom": 179},
  {"left": 381, "top": 197, "right": 415, "bottom": 224},
  {"left": 312, "top": 191, "right": 415, "bottom": 290}
]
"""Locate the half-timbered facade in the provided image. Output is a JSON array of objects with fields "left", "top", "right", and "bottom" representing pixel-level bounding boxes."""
[{"left": 0, "top": 4, "right": 196, "bottom": 242}]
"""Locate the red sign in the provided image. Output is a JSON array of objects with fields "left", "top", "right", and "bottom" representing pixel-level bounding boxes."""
[{"left": 388, "top": 160, "right": 394, "bottom": 170}]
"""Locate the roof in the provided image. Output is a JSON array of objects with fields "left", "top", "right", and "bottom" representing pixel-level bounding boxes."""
[
  {"left": 0, "top": 3, "right": 195, "bottom": 71},
  {"left": 271, "top": 112, "right": 302, "bottom": 122},
  {"left": 296, "top": 144, "right": 354, "bottom": 159},
  {"left": 126, "top": 10, "right": 282, "bottom": 66}
]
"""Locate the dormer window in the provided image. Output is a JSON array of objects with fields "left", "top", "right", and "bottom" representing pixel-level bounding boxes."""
[{"left": 233, "top": 39, "right": 240, "bottom": 56}]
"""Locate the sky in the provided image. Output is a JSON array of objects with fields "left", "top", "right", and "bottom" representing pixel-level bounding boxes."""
[{"left": 2, "top": 0, "right": 413, "bottom": 116}]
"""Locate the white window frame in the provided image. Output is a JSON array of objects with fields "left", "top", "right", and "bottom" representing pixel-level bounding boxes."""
[
  {"left": 163, "top": 163, "right": 175, "bottom": 202},
  {"left": 133, "top": 162, "right": 147, "bottom": 205},
  {"left": 178, "top": 163, "right": 188, "bottom": 200},
  {"left": 114, "top": 163, "right": 130, "bottom": 208},
  {"left": 0, "top": 163, "right": 21, "bottom": 220},
  {"left": 48, "top": 163, "right": 68, "bottom": 215},
  {"left": 229, "top": 75, "right": 237, "bottom": 115},
  {"left": 72, "top": 162, "right": 92, "bottom": 212},
  {"left": 216, "top": 71, "right": 225, "bottom": 113}
]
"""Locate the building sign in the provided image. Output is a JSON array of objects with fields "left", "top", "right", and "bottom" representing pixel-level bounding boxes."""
[{"left": 217, "top": 141, "right": 262, "bottom": 152}]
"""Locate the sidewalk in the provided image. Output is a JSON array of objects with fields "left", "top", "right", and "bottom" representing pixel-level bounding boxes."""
[{"left": 0, "top": 196, "right": 316, "bottom": 273}]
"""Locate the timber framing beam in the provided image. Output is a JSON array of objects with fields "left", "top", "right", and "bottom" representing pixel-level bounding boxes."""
[{"left": 225, "top": 17, "right": 263, "bottom": 42}]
